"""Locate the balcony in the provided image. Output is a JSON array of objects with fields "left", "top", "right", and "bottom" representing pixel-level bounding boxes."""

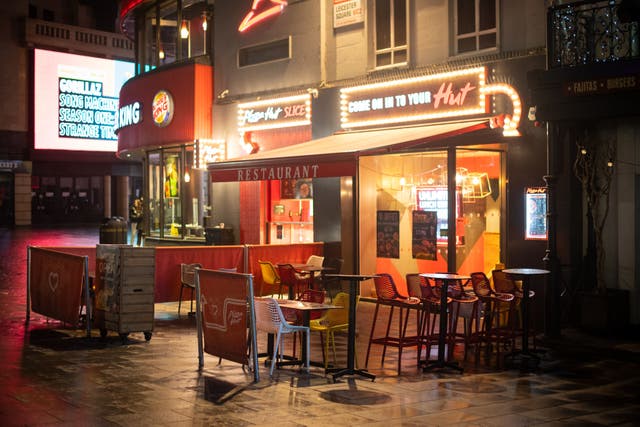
[{"left": 548, "top": 0, "right": 640, "bottom": 68}]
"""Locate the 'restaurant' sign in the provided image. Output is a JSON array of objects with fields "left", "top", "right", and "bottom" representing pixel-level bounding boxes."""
[
  {"left": 341, "top": 67, "right": 488, "bottom": 129},
  {"left": 237, "top": 94, "right": 311, "bottom": 132},
  {"left": 210, "top": 159, "right": 356, "bottom": 182},
  {"left": 563, "top": 74, "right": 639, "bottom": 96}
]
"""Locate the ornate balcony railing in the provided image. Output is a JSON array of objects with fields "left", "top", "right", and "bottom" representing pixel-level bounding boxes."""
[{"left": 548, "top": 0, "right": 640, "bottom": 68}]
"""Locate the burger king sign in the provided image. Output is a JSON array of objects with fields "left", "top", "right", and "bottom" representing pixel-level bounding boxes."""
[{"left": 152, "top": 90, "right": 174, "bottom": 127}]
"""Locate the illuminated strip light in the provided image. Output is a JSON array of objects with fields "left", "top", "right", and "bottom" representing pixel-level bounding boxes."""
[
  {"left": 340, "top": 67, "right": 487, "bottom": 129},
  {"left": 238, "top": 93, "right": 309, "bottom": 109},
  {"left": 119, "top": 0, "right": 145, "bottom": 21},
  {"left": 197, "top": 139, "right": 226, "bottom": 167},
  {"left": 341, "top": 67, "right": 486, "bottom": 94},
  {"left": 481, "top": 83, "right": 522, "bottom": 137},
  {"left": 238, "top": 0, "right": 287, "bottom": 33}
]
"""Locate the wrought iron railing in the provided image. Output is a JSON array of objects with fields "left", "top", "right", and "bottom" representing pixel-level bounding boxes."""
[{"left": 548, "top": 0, "right": 640, "bottom": 68}]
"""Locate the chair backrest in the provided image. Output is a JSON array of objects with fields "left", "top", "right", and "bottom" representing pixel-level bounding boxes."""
[
  {"left": 180, "top": 263, "right": 202, "bottom": 287},
  {"left": 492, "top": 270, "right": 516, "bottom": 293},
  {"left": 433, "top": 272, "right": 465, "bottom": 299},
  {"left": 470, "top": 271, "right": 492, "bottom": 298},
  {"left": 253, "top": 297, "right": 283, "bottom": 334},
  {"left": 324, "top": 291, "right": 355, "bottom": 326},
  {"left": 405, "top": 273, "right": 423, "bottom": 299},
  {"left": 306, "top": 255, "right": 325, "bottom": 268},
  {"left": 259, "top": 261, "right": 280, "bottom": 285},
  {"left": 373, "top": 273, "right": 406, "bottom": 300},
  {"left": 217, "top": 267, "right": 237, "bottom": 273},
  {"left": 277, "top": 263, "right": 299, "bottom": 286}
]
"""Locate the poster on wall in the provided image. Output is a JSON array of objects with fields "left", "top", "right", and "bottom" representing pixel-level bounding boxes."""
[
  {"left": 412, "top": 210, "right": 438, "bottom": 260},
  {"left": 333, "top": 0, "right": 364, "bottom": 28},
  {"left": 525, "top": 187, "right": 547, "bottom": 240},
  {"left": 280, "top": 179, "right": 313, "bottom": 199},
  {"left": 376, "top": 210, "right": 400, "bottom": 259}
]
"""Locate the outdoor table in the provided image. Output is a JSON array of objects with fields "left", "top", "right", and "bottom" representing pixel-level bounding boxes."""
[
  {"left": 502, "top": 268, "right": 549, "bottom": 366},
  {"left": 322, "top": 274, "right": 377, "bottom": 382},
  {"left": 273, "top": 300, "right": 339, "bottom": 368},
  {"left": 419, "top": 272, "right": 470, "bottom": 373}
]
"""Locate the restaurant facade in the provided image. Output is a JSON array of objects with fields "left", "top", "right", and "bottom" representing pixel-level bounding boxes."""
[{"left": 116, "top": 1, "right": 553, "bottom": 307}]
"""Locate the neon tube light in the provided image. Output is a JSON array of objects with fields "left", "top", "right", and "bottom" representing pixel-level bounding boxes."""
[{"left": 238, "top": 0, "right": 287, "bottom": 33}]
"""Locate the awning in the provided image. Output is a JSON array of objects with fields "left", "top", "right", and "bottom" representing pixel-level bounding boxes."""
[{"left": 208, "top": 119, "right": 492, "bottom": 182}]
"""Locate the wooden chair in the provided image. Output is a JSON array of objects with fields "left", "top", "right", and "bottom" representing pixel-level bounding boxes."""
[{"left": 178, "top": 263, "right": 202, "bottom": 317}]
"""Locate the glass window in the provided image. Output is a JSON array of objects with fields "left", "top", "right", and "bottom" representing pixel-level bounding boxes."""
[
  {"left": 148, "top": 151, "right": 162, "bottom": 237},
  {"left": 455, "top": 0, "right": 498, "bottom": 54},
  {"left": 375, "top": 0, "right": 408, "bottom": 69},
  {"left": 163, "top": 150, "right": 182, "bottom": 237}
]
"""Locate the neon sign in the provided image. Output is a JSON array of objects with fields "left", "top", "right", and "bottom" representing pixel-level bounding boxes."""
[
  {"left": 238, "top": 0, "right": 287, "bottom": 33},
  {"left": 237, "top": 94, "right": 311, "bottom": 132}
]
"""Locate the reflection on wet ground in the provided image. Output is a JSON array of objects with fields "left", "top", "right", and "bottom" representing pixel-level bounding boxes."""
[{"left": 1, "top": 226, "right": 639, "bottom": 426}]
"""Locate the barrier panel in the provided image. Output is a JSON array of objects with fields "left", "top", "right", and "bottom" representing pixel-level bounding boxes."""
[
  {"left": 154, "top": 246, "right": 244, "bottom": 302},
  {"left": 27, "top": 246, "right": 90, "bottom": 336},
  {"left": 196, "top": 268, "right": 258, "bottom": 382}
]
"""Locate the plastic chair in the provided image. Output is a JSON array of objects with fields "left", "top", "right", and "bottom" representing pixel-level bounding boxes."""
[
  {"left": 277, "top": 263, "right": 312, "bottom": 300},
  {"left": 254, "top": 297, "right": 310, "bottom": 376},
  {"left": 258, "top": 260, "right": 281, "bottom": 297},
  {"left": 178, "top": 263, "right": 202, "bottom": 317},
  {"left": 469, "top": 271, "right": 515, "bottom": 366},
  {"left": 304, "top": 254, "right": 325, "bottom": 287},
  {"left": 365, "top": 273, "right": 421, "bottom": 374},
  {"left": 493, "top": 269, "right": 537, "bottom": 351},
  {"left": 316, "top": 257, "right": 344, "bottom": 300},
  {"left": 406, "top": 273, "right": 445, "bottom": 364},
  {"left": 310, "top": 292, "right": 357, "bottom": 369}
]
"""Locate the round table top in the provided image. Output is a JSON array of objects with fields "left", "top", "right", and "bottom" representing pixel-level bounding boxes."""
[
  {"left": 323, "top": 273, "right": 379, "bottom": 281},
  {"left": 420, "top": 272, "right": 471, "bottom": 281},
  {"left": 502, "top": 268, "right": 550, "bottom": 276}
]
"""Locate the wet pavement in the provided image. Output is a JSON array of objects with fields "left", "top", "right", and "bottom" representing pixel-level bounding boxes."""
[{"left": 1, "top": 226, "right": 639, "bottom": 426}]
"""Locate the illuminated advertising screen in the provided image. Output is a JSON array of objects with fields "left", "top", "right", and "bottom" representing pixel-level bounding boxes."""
[{"left": 34, "top": 49, "right": 135, "bottom": 152}]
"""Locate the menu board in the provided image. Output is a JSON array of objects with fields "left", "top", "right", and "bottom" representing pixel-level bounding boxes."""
[
  {"left": 376, "top": 210, "right": 400, "bottom": 258},
  {"left": 525, "top": 187, "right": 547, "bottom": 240},
  {"left": 412, "top": 210, "right": 438, "bottom": 260}
]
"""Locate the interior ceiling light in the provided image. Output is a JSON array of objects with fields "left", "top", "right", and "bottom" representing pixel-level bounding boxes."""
[{"left": 180, "top": 20, "right": 189, "bottom": 39}]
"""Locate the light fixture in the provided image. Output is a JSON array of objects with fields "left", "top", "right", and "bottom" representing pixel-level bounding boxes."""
[
  {"left": 202, "top": 14, "right": 208, "bottom": 31},
  {"left": 158, "top": 43, "right": 165, "bottom": 60},
  {"left": 184, "top": 170, "right": 191, "bottom": 183},
  {"left": 180, "top": 20, "right": 189, "bottom": 39},
  {"left": 607, "top": 159, "right": 614, "bottom": 168}
]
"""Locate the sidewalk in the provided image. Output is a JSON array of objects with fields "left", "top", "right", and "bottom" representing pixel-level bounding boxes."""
[{"left": 1, "top": 226, "right": 638, "bottom": 426}]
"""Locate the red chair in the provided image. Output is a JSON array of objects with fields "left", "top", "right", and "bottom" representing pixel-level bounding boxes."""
[
  {"left": 493, "top": 269, "right": 537, "bottom": 352},
  {"left": 406, "top": 273, "right": 446, "bottom": 364},
  {"left": 365, "top": 273, "right": 421, "bottom": 374},
  {"left": 470, "top": 271, "right": 515, "bottom": 367},
  {"left": 277, "top": 263, "right": 312, "bottom": 300}
]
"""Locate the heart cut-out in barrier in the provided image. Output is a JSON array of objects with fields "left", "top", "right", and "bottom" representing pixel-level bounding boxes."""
[{"left": 48, "top": 272, "right": 59, "bottom": 293}]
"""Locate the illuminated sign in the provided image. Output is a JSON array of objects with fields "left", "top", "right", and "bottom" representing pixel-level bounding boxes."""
[
  {"left": 114, "top": 101, "right": 142, "bottom": 132},
  {"left": 34, "top": 49, "right": 134, "bottom": 152},
  {"left": 237, "top": 94, "right": 311, "bottom": 132},
  {"left": 334, "top": 0, "right": 363, "bottom": 28},
  {"left": 238, "top": 0, "right": 287, "bottom": 33},
  {"left": 152, "top": 90, "right": 174, "bottom": 127},
  {"left": 525, "top": 187, "right": 548, "bottom": 240},
  {"left": 563, "top": 74, "right": 639, "bottom": 96},
  {"left": 341, "top": 67, "right": 487, "bottom": 130},
  {"left": 57, "top": 77, "right": 120, "bottom": 140}
]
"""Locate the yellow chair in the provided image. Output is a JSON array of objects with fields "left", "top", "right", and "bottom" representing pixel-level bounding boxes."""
[
  {"left": 309, "top": 292, "right": 357, "bottom": 369},
  {"left": 258, "top": 260, "right": 281, "bottom": 297}
]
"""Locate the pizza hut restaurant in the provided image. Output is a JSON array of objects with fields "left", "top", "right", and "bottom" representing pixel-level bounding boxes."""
[{"left": 208, "top": 66, "right": 535, "bottom": 297}]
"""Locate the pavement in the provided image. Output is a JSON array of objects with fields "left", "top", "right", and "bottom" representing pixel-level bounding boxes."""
[{"left": 1, "top": 226, "right": 639, "bottom": 426}]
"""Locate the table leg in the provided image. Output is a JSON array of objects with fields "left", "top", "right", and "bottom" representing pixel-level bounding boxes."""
[
  {"left": 326, "top": 279, "right": 376, "bottom": 382},
  {"left": 422, "top": 280, "right": 463, "bottom": 373}
]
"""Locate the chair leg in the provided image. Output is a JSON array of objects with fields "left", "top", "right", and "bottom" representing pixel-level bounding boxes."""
[
  {"left": 271, "top": 331, "right": 281, "bottom": 376},
  {"left": 178, "top": 286, "right": 184, "bottom": 317},
  {"left": 365, "top": 302, "right": 381, "bottom": 368}
]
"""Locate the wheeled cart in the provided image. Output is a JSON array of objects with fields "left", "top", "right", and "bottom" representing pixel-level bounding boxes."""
[{"left": 94, "top": 245, "right": 155, "bottom": 343}]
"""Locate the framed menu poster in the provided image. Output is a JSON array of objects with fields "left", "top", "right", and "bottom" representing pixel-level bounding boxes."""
[
  {"left": 412, "top": 210, "right": 437, "bottom": 260},
  {"left": 376, "top": 210, "right": 399, "bottom": 258},
  {"left": 525, "top": 187, "right": 547, "bottom": 240}
]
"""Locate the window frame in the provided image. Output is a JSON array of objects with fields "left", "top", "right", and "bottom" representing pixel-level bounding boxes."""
[
  {"left": 373, "top": 0, "right": 410, "bottom": 70},
  {"left": 453, "top": 0, "right": 500, "bottom": 56}
]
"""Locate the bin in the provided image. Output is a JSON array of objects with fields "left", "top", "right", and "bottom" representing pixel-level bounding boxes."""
[{"left": 99, "top": 217, "right": 128, "bottom": 244}]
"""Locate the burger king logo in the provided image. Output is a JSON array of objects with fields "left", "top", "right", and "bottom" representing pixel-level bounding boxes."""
[{"left": 152, "top": 90, "right": 174, "bottom": 127}]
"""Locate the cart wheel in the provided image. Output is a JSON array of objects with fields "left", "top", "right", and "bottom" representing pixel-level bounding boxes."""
[
  {"left": 119, "top": 333, "right": 129, "bottom": 343},
  {"left": 144, "top": 331, "right": 152, "bottom": 341},
  {"left": 100, "top": 328, "right": 108, "bottom": 339}
]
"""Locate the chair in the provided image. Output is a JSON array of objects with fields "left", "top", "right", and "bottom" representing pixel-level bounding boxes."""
[
  {"left": 258, "top": 260, "right": 281, "bottom": 297},
  {"left": 178, "top": 263, "right": 202, "bottom": 317},
  {"left": 493, "top": 269, "right": 537, "bottom": 351},
  {"left": 406, "top": 273, "right": 445, "bottom": 364},
  {"left": 365, "top": 273, "right": 421, "bottom": 374},
  {"left": 469, "top": 271, "right": 515, "bottom": 366},
  {"left": 304, "top": 254, "right": 325, "bottom": 287},
  {"left": 310, "top": 292, "right": 357, "bottom": 369},
  {"left": 317, "top": 257, "right": 344, "bottom": 300},
  {"left": 277, "top": 263, "right": 312, "bottom": 299},
  {"left": 253, "top": 297, "right": 310, "bottom": 376},
  {"left": 431, "top": 274, "right": 479, "bottom": 361}
]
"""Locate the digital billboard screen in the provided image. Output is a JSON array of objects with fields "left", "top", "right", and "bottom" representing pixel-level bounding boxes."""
[{"left": 34, "top": 49, "right": 135, "bottom": 152}]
